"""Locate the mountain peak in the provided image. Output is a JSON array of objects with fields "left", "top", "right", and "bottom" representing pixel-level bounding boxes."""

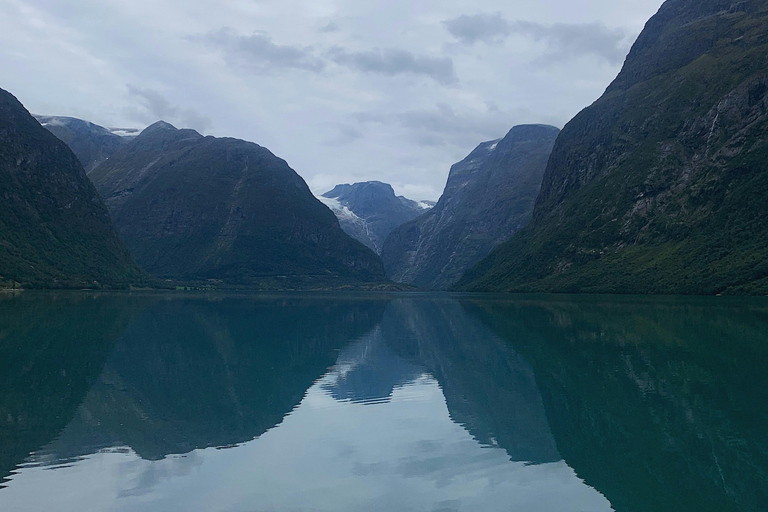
[
  {"left": 458, "top": 0, "right": 768, "bottom": 294},
  {"left": 382, "top": 124, "right": 559, "bottom": 290},
  {"left": 141, "top": 120, "right": 178, "bottom": 134},
  {"left": 318, "top": 181, "right": 428, "bottom": 254}
]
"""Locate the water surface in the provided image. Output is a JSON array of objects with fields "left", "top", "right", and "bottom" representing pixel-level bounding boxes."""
[{"left": 0, "top": 292, "right": 766, "bottom": 511}]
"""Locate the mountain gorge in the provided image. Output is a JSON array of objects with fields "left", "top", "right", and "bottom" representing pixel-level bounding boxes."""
[
  {"left": 88, "top": 121, "right": 386, "bottom": 287},
  {"left": 0, "top": 88, "right": 145, "bottom": 289},
  {"left": 317, "top": 181, "right": 432, "bottom": 254},
  {"left": 460, "top": 0, "right": 768, "bottom": 295},
  {"left": 381, "top": 125, "right": 559, "bottom": 290}
]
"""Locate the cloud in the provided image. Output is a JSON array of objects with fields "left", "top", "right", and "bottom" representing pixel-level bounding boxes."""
[
  {"left": 126, "top": 85, "right": 212, "bottom": 132},
  {"left": 319, "top": 21, "right": 341, "bottom": 34},
  {"left": 355, "top": 103, "right": 555, "bottom": 149},
  {"left": 194, "top": 28, "right": 455, "bottom": 84},
  {"left": 443, "top": 13, "right": 511, "bottom": 45},
  {"left": 195, "top": 28, "right": 325, "bottom": 72},
  {"left": 324, "top": 123, "right": 365, "bottom": 146},
  {"left": 510, "top": 21, "right": 630, "bottom": 65},
  {"left": 444, "top": 14, "right": 630, "bottom": 64},
  {"left": 328, "top": 48, "right": 457, "bottom": 85}
]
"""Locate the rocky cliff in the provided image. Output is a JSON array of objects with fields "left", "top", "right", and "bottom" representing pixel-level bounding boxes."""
[
  {"left": 460, "top": 0, "right": 768, "bottom": 295},
  {"left": 89, "top": 121, "right": 386, "bottom": 287},
  {"left": 318, "top": 181, "right": 431, "bottom": 254},
  {"left": 381, "top": 125, "right": 559, "bottom": 290},
  {"left": 34, "top": 115, "right": 137, "bottom": 173},
  {"left": 0, "top": 88, "right": 144, "bottom": 288}
]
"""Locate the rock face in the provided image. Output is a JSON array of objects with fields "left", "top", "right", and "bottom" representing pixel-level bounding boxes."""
[
  {"left": 317, "top": 181, "right": 432, "bottom": 254},
  {"left": 381, "top": 125, "right": 559, "bottom": 290},
  {"left": 460, "top": 0, "right": 768, "bottom": 295},
  {"left": 34, "top": 115, "right": 138, "bottom": 173},
  {"left": 0, "top": 88, "right": 144, "bottom": 288},
  {"left": 89, "top": 121, "right": 386, "bottom": 287}
]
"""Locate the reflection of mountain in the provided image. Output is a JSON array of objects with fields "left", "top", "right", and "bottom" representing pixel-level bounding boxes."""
[
  {"left": 40, "top": 296, "right": 386, "bottom": 462},
  {"left": 322, "top": 326, "right": 424, "bottom": 405},
  {"left": 0, "top": 293, "right": 149, "bottom": 485},
  {"left": 469, "top": 296, "right": 768, "bottom": 512},
  {"left": 366, "top": 298, "right": 562, "bottom": 465}
]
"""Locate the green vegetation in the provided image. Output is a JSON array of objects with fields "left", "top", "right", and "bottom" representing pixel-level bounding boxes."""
[
  {"left": 90, "top": 122, "right": 387, "bottom": 288},
  {"left": 0, "top": 88, "right": 149, "bottom": 289},
  {"left": 459, "top": 1, "right": 768, "bottom": 295}
]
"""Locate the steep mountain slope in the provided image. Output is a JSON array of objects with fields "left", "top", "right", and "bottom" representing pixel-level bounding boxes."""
[
  {"left": 89, "top": 121, "right": 386, "bottom": 287},
  {"left": 317, "top": 181, "right": 432, "bottom": 254},
  {"left": 460, "top": 0, "right": 768, "bottom": 295},
  {"left": 34, "top": 115, "right": 138, "bottom": 173},
  {"left": 0, "top": 88, "right": 145, "bottom": 289},
  {"left": 381, "top": 125, "right": 559, "bottom": 290}
]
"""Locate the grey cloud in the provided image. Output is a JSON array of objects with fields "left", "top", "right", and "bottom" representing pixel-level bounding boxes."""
[
  {"left": 127, "top": 85, "right": 212, "bottom": 132},
  {"left": 328, "top": 48, "right": 457, "bottom": 85},
  {"left": 196, "top": 28, "right": 325, "bottom": 72},
  {"left": 443, "top": 13, "right": 510, "bottom": 45},
  {"left": 324, "top": 123, "right": 365, "bottom": 146},
  {"left": 194, "top": 29, "right": 455, "bottom": 84},
  {"left": 355, "top": 103, "right": 547, "bottom": 149},
  {"left": 510, "top": 21, "right": 630, "bottom": 65},
  {"left": 319, "top": 21, "right": 341, "bottom": 33},
  {"left": 444, "top": 14, "right": 630, "bottom": 64}
]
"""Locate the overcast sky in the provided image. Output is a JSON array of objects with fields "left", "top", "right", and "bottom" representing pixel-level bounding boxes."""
[{"left": 0, "top": 0, "right": 664, "bottom": 200}]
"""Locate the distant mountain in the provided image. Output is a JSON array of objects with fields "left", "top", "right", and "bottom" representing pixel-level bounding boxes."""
[
  {"left": 381, "top": 125, "right": 559, "bottom": 290},
  {"left": 459, "top": 0, "right": 768, "bottom": 295},
  {"left": 34, "top": 115, "right": 138, "bottom": 173},
  {"left": 317, "top": 181, "right": 432, "bottom": 254},
  {"left": 0, "top": 88, "right": 145, "bottom": 289},
  {"left": 89, "top": 121, "right": 386, "bottom": 288}
]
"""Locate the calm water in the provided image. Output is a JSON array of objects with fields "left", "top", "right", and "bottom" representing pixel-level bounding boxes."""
[{"left": 0, "top": 292, "right": 766, "bottom": 512}]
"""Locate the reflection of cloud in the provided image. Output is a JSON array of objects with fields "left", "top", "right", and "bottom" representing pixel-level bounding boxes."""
[
  {"left": 444, "top": 13, "right": 631, "bottom": 64},
  {"left": 321, "top": 327, "right": 425, "bottom": 405},
  {"left": 116, "top": 452, "right": 203, "bottom": 498}
]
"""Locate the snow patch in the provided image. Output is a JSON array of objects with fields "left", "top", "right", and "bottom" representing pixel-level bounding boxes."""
[
  {"left": 317, "top": 195, "right": 365, "bottom": 223},
  {"left": 37, "top": 117, "right": 67, "bottom": 128},
  {"left": 418, "top": 201, "right": 434, "bottom": 210}
]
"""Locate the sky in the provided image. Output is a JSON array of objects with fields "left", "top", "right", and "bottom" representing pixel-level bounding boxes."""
[{"left": 0, "top": 0, "right": 664, "bottom": 200}]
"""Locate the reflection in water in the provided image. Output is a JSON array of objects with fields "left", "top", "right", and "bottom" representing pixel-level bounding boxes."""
[
  {"left": 467, "top": 295, "right": 768, "bottom": 512},
  {"left": 35, "top": 295, "right": 387, "bottom": 462},
  {"left": 0, "top": 292, "right": 149, "bottom": 486},
  {"left": 0, "top": 293, "right": 766, "bottom": 511}
]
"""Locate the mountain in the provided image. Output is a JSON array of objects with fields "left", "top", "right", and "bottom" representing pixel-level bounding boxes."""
[
  {"left": 317, "top": 181, "right": 432, "bottom": 254},
  {"left": 88, "top": 121, "right": 386, "bottom": 288},
  {"left": 0, "top": 88, "right": 145, "bottom": 289},
  {"left": 34, "top": 115, "right": 138, "bottom": 173},
  {"left": 380, "top": 124, "right": 559, "bottom": 290},
  {"left": 459, "top": 0, "right": 768, "bottom": 295}
]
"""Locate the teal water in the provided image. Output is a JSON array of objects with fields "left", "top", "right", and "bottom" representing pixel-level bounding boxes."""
[{"left": 0, "top": 292, "right": 766, "bottom": 511}]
